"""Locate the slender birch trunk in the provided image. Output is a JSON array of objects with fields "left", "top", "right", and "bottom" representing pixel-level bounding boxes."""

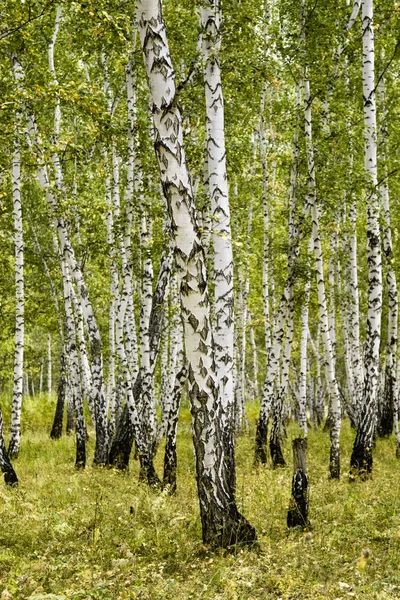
[
  {"left": 298, "top": 245, "right": 312, "bottom": 438},
  {"left": 304, "top": 73, "right": 341, "bottom": 478},
  {"left": 8, "top": 111, "right": 24, "bottom": 459},
  {"left": 61, "top": 258, "right": 86, "bottom": 468},
  {"left": 255, "top": 79, "right": 302, "bottom": 464},
  {"left": 138, "top": 0, "right": 256, "bottom": 547},
  {"left": 108, "top": 247, "right": 173, "bottom": 469},
  {"left": 350, "top": 0, "right": 382, "bottom": 479},
  {"left": 200, "top": 0, "right": 236, "bottom": 488},
  {"left": 137, "top": 214, "right": 159, "bottom": 484},
  {"left": 345, "top": 200, "right": 363, "bottom": 421},
  {"left": 47, "top": 333, "right": 52, "bottom": 396},
  {"left": 269, "top": 306, "right": 295, "bottom": 468},
  {"left": 12, "top": 53, "right": 109, "bottom": 465},
  {"left": 376, "top": 75, "right": 397, "bottom": 439}
]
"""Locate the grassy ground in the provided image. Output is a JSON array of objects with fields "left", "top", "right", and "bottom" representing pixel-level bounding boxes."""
[{"left": 0, "top": 398, "right": 400, "bottom": 599}]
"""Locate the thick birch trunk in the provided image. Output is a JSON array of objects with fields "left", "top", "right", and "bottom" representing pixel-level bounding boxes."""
[
  {"left": 138, "top": 0, "right": 256, "bottom": 548},
  {"left": 201, "top": 0, "right": 236, "bottom": 489},
  {"left": 350, "top": 0, "right": 382, "bottom": 479}
]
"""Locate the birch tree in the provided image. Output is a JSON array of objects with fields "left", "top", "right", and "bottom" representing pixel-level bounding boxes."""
[
  {"left": 350, "top": 0, "right": 382, "bottom": 479},
  {"left": 137, "top": 0, "right": 256, "bottom": 547},
  {"left": 200, "top": 0, "right": 236, "bottom": 485},
  {"left": 8, "top": 108, "right": 24, "bottom": 459}
]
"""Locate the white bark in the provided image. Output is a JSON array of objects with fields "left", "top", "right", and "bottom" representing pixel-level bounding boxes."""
[
  {"left": 201, "top": 0, "right": 235, "bottom": 425},
  {"left": 9, "top": 108, "right": 24, "bottom": 459},
  {"left": 12, "top": 53, "right": 109, "bottom": 464},
  {"left": 350, "top": 0, "right": 382, "bottom": 476},
  {"left": 138, "top": 0, "right": 255, "bottom": 546},
  {"left": 47, "top": 333, "right": 52, "bottom": 395},
  {"left": 304, "top": 73, "right": 341, "bottom": 477}
]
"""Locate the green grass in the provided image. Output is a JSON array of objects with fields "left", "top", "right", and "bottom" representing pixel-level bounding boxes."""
[{"left": 1, "top": 398, "right": 400, "bottom": 599}]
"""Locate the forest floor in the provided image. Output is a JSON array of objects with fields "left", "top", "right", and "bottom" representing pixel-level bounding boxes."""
[{"left": 0, "top": 397, "right": 400, "bottom": 600}]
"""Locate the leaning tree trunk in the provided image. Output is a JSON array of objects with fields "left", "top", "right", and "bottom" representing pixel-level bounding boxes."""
[
  {"left": 0, "top": 407, "right": 18, "bottom": 486},
  {"left": 350, "top": 0, "right": 382, "bottom": 479},
  {"left": 138, "top": 0, "right": 256, "bottom": 548},
  {"left": 8, "top": 110, "right": 24, "bottom": 460}
]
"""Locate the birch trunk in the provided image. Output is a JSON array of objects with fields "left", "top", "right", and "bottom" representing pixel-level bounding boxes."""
[
  {"left": 298, "top": 256, "right": 311, "bottom": 438},
  {"left": 376, "top": 75, "right": 397, "bottom": 439},
  {"left": 255, "top": 79, "right": 302, "bottom": 464},
  {"left": 137, "top": 214, "right": 159, "bottom": 484},
  {"left": 8, "top": 112, "right": 24, "bottom": 459},
  {"left": 201, "top": 0, "right": 236, "bottom": 488},
  {"left": 350, "top": 0, "right": 382, "bottom": 479},
  {"left": 61, "top": 258, "right": 86, "bottom": 468},
  {"left": 304, "top": 74, "right": 341, "bottom": 478},
  {"left": 12, "top": 52, "right": 109, "bottom": 464},
  {"left": 138, "top": 0, "right": 256, "bottom": 547},
  {"left": 108, "top": 248, "right": 173, "bottom": 469}
]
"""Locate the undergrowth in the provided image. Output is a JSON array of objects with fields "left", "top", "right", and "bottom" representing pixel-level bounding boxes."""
[{"left": 0, "top": 396, "right": 399, "bottom": 599}]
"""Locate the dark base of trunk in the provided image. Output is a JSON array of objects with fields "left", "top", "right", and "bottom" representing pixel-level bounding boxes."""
[
  {"left": 50, "top": 404, "right": 64, "bottom": 439},
  {"left": 75, "top": 439, "right": 86, "bottom": 470},
  {"left": 203, "top": 507, "right": 257, "bottom": 551},
  {"left": 3, "top": 463, "right": 18, "bottom": 487},
  {"left": 163, "top": 440, "right": 177, "bottom": 493},
  {"left": 254, "top": 419, "right": 268, "bottom": 464},
  {"left": 270, "top": 439, "right": 286, "bottom": 468},
  {"left": 287, "top": 476, "right": 309, "bottom": 528},
  {"left": 396, "top": 443, "right": 400, "bottom": 459},
  {"left": 224, "top": 431, "right": 236, "bottom": 491},
  {"left": 51, "top": 354, "right": 66, "bottom": 439},
  {"left": 108, "top": 407, "right": 134, "bottom": 470},
  {"left": 350, "top": 440, "right": 372, "bottom": 480},
  {"left": 287, "top": 438, "right": 309, "bottom": 528},
  {"left": 7, "top": 441, "right": 19, "bottom": 460},
  {"left": 66, "top": 411, "right": 74, "bottom": 436},
  {"left": 329, "top": 451, "right": 340, "bottom": 479},
  {"left": 377, "top": 409, "right": 393, "bottom": 438},
  {"left": 139, "top": 455, "right": 161, "bottom": 487}
]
